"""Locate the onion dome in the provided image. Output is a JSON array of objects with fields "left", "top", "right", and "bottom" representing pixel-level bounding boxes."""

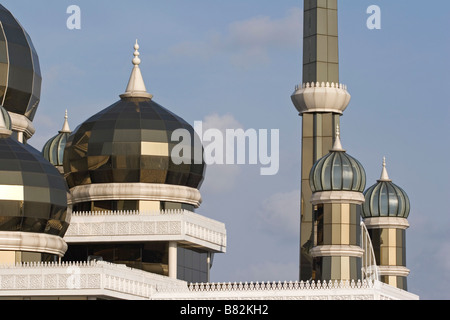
[
  {"left": 0, "top": 105, "right": 12, "bottom": 137},
  {"left": 310, "top": 125, "right": 366, "bottom": 193},
  {"left": 0, "top": 4, "right": 41, "bottom": 121},
  {"left": 362, "top": 158, "right": 410, "bottom": 219},
  {"left": 64, "top": 41, "right": 205, "bottom": 190},
  {"left": 0, "top": 129, "right": 70, "bottom": 237},
  {"left": 42, "top": 110, "right": 72, "bottom": 168}
]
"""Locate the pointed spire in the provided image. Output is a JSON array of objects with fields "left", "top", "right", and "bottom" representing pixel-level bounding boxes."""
[
  {"left": 120, "top": 40, "right": 153, "bottom": 99},
  {"left": 331, "top": 124, "right": 346, "bottom": 152},
  {"left": 379, "top": 157, "right": 392, "bottom": 182},
  {"left": 59, "top": 110, "right": 72, "bottom": 133}
]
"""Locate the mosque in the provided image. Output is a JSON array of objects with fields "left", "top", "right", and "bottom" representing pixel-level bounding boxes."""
[{"left": 0, "top": 1, "right": 418, "bottom": 300}]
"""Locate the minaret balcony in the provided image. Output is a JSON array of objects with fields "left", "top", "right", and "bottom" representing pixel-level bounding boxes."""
[{"left": 291, "top": 82, "right": 351, "bottom": 115}]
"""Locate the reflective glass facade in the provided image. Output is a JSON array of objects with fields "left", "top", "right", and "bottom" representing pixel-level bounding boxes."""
[
  {"left": 369, "top": 228, "right": 406, "bottom": 267},
  {"left": 0, "top": 5, "right": 41, "bottom": 121},
  {"left": 300, "top": 112, "right": 340, "bottom": 282},
  {"left": 310, "top": 150, "right": 366, "bottom": 193},
  {"left": 72, "top": 200, "right": 194, "bottom": 213},
  {"left": 362, "top": 181, "right": 410, "bottom": 218},
  {"left": 315, "top": 203, "right": 360, "bottom": 247},
  {"left": 64, "top": 97, "right": 205, "bottom": 190},
  {"left": 0, "top": 138, "right": 69, "bottom": 236},
  {"left": 313, "top": 256, "right": 361, "bottom": 282},
  {"left": 313, "top": 203, "right": 362, "bottom": 282},
  {"left": 369, "top": 228, "right": 408, "bottom": 290},
  {"left": 64, "top": 242, "right": 209, "bottom": 283},
  {"left": 177, "top": 246, "right": 209, "bottom": 283}
]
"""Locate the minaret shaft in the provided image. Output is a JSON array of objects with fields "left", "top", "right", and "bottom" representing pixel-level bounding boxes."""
[
  {"left": 298, "top": 0, "right": 341, "bottom": 281},
  {"left": 303, "top": 0, "right": 339, "bottom": 84}
]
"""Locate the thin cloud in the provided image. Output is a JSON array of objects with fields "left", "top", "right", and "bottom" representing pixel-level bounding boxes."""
[
  {"left": 164, "top": 7, "right": 303, "bottom": 67},
  {"left": 258, "top": 189, "right": 300, "bottom": 240},
  {"left": 200, "top": 113, "right": 244, "bottom": 193}
]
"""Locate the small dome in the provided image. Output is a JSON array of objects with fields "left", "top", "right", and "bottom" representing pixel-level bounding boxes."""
[
  {"left": 0, "top": 4, "right": 42, "bottom": 121},
  {"left": 0, "top": 105, "right": 12, "bottom": 137},
  {"left": 310, "top": 127, "right": 366, "bottom": 193},
  {"left": 0, "top": 137, "right": 70, "bottom": 237},
  {"left": 63, "top": 41, "right": 205, "bottom": 190},
  {"left": 362, "top": 158, "right": 410, "bottom": 219},
  {"left": 42, "top": 111, "right": 72, "bottom": 167}
]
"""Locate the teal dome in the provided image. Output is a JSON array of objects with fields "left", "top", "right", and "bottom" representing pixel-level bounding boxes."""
[
  {"left": 42, "top": 111, "right": 71, "bottom": 167},
  {"left": 309, "top": 130, "right": 366, "bottom": 193},
  {"left": 362, "top": 159, "right": 410, "bottom": 219},
  {"left": 0, "top": 105, "right": 12, "bottom": 137}
]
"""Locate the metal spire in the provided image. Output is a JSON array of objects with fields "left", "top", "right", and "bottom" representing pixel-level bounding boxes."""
[
  {"left": 59, "top": 110, "right": 72, "bottom": 133},
  {"left": 120, "top": 40, "right": 153, "bottom": 99},
  {"left": 331, "top": 124, "right": 345, "bottom": 151},
  {"left": 379, "top": 157, "right": 392, "bottom": 182}
]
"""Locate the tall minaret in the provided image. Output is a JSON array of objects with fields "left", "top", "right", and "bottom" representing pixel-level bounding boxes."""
[{"left": 291, "top": 0, "right": 351, "bottom": 280}]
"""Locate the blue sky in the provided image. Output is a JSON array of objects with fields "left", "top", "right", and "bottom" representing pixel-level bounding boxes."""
[{"left": 2, "top": 0, "right": 449, "bottom": 300}]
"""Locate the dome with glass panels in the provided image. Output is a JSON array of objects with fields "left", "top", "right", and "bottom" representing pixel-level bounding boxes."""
[
  {"left": 0, "top": 114, "right": 70, "bottom": 237},
  {"left": 63, "top": 41, "right": 205, "bottom": 191},
  {"left": 310, "top": 126, "right": 366, "bottom": 193},
  {"left": 362, "top": 158, "right": 410, "bottom": 219},
  {"left": 42, "top": 110, "right": 72, "bottom": 168},
  {"left": 0, "top": 4, "right": 41, "bottom": 122}
]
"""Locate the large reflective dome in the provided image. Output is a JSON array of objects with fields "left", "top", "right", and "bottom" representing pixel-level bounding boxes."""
[
  {"left": 362, "top": 180, "right": 410, "bottom": 219},
  {"left": 0, "top": 4, "right": 42, "bottom": 121},
  {"left": 63, "top": 96, "right": 205, "bottom": 190},
  {"left": 0, "top": 138, "right": 70, "bottom": 237},
  {"left": 310, "top": 150, "right": 366, "bottom": 193}
]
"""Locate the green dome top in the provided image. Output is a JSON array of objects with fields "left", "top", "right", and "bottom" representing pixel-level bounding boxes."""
[
  {"left": 42, "top": 111, "right": 72, "bottom": 167},
  {"left": 362, "top": 158, "right": 410, "bottom": 219},
  {"left": 309, "top": 127, "right": 366, "bottom": 193}
]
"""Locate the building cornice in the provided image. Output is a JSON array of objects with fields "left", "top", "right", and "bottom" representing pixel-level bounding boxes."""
[
  {"left": 64, "top": 210, "right": 227, "bottom": 253},
  {"left": 311, "top": 191, "right": 365, "bottom": 205},
  {"left": 0, "top": 231, "right": 67, "bottom": 257},
  {"left": 69, "top": 183, "right": 203, "bottom": 208},
  {"left": 363, "top": 217, "right": 410, "bottom": 230},
  {"left": 378, "top": 265, "right": 411, "bottom": 277},
  {"left": 8, "top": 112, "right": 35, "bottom": 139},
  {"left": 0, "top": 261, "right": 419, "bottom": 300},
  {"left": 310, "top": 245, "right": 364, "bottom": 258}
]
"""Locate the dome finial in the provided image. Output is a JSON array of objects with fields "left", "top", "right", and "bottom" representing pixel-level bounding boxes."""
[
  {"left": 379, "top": 156, "right": 392, "bottom": 182},
  {"left": 59, "top": 109, "right": 71, "bottom": 133},
  {"left": 331, "top": 124, "right": 345, "bottom": 152},
  {"left": 132, "top": 39, "right": 141, "bottom": 66},
  {"left": 120, "top": 39, "right": 153, "bottom": 99}
]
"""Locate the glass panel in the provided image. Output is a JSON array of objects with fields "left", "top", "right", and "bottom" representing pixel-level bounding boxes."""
[
  {"left": 379, "top": 183, "right": 388, "bottom": 216},
  {"left": 387, "top": 183, "right": 399, "bottom": 216}
]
